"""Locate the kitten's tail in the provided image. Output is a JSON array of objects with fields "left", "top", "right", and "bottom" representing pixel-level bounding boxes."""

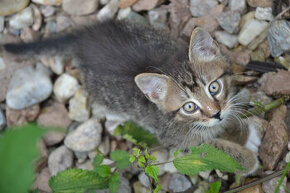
[{"left": 1, "top": 34, "right": 76, "bottom": 56}]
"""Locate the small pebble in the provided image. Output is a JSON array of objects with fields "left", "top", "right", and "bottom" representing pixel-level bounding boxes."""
[
  {"left": 32, "top": 0, "right": 62, "bottom": 6},
  {"left": 40, "top": 6, "right": 56, "bottom": 17},
  {"left": 189, "top": 0, "right": 218, "bottom": 17},
  {"left": 255, "top": 7, "right": 273, "bottom": 21},
  {"left": 148, "top": 8, "right": 168, "bottom": 30},
  {"left": 169, "top": 173, "right": 192, "bottom": 193},
  {"left": 117, "top": 7, "right": 131, "bottom": 20},
  {"left": 62, "top": 0, "right": 98, "bottom": 16},
  {"left": 97, "top": 0, "right": 119, "bottom": 22},
  {"left": 229, "top": 0, "right": 246, "bottom": 13},
  {"left": 215, "top": 31, "right": 238, "bottom": 48},
  {"left": 68, "top": 88, "right": 90, "bottom": 122},
  {"left": 216, "top": 10, "right": 240, "bottom": 34},
  {"left": 9, "top": 7, "right": 34, "bottom": 30}
]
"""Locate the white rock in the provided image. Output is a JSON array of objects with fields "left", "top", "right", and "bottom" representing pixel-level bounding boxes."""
[
  {"left": 0, "top": 108, "right": 6, "bottom": 131},
  {"left": 0, "top": 16, "right": 4, "bottom": 32},
  {"left": 64, "top": 119, "right": 102, "bottom": 152},
  {"left": 215, "top": 170, "right": 228, "bottom": 180},
  {"left": 68, "top": 88, "right": 90, "bottom": 122},
  {"left": 138, "top": 172, "right": 150, "bottom": 188},
  {"left": 229, "top": 0, "right": 246, "bottom": 13},
  {"left": 255, "top": 7, "right": 273, "bottom": 21},
  {"left": 6, "top": 63, "right": 52, "bottom": 110},
  {"left": 199, "top": 170, "right": 211, "bottom": 180},
  {"left": 40, "top": 6, "right": 56, "bottom": 17},
  {"left": 215, "top": 31, "right": 238, "bottom": 48},
  {"left": 48, "top": 145, "right": 74, "bottom": 176},
  {"left": 53, "top": 73, "right": 79, "bottom": 103},
  {"left": 151, "top": 148, "right": 169, "bottom": 176},
  {"left": 50, "top": 55, "right": 65, "bottom": 75},
  {"left": 100, "top": 0, "right": 110, "bottom": 4},
  {"left": 190, "top": 0, "right": 218, "bottom": 17},
  {"left": 238, "top": 19, "right": 268, "bottom": 46},
  {"left": 97, "top": 0, "right": 119, "bottom": 21},
  {"left": 190, "top": 175, "right": 200, "bottom": 185},
  {"left": 117, "top": 7, "right": 131, "bottom": 20},
  {"left": 285, "top": 151, "right": 290, "bottom": 163},
  {"left": 163, "top": 148, "right": 178, "bottom": 173},
  {"left": 63, "top": 0, "right": 98, "bottom": 16},
  {"left": 9, "top": 7, "right": 34, "bottom": 29},
  {"left": 32, "top": 0, "right": 62, "bottom": 5},
  {"left": 0, "top": 57, "right": 5, "bottom": 71}
]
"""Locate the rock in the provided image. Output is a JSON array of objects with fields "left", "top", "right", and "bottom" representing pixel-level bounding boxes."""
[
  {"left": 43, "top": 131, "right": 65, "bottom": 146},
  {"left": 98, "top": 136, "right": 110, "bottom": 156},
  {"left": 250, "top": 89, "right": 272, "bottom": 107},
  {"left": 0, "top": 0, "right": 30, "bottom": 16},
  {"left": 247, "top": 0, "right": 272, "bottom": 8},
  {"left": 124, "top": 11, "right": 148, "bottom": 24},
  {"left": 216, "top": 10, "right": 240, "bottom": 34},
  {"left": 75, "top": 151, "right": 88, "bottom": 163},
  {"left": 97, "top": 0, "right": 119, "bottom": 21},
  {"left": 64, "top": 119, "right": 102, "bottom": 152},
  {"left": 199, "top": 170, "right": 211, "bottom": 180},
  {"left": 151, "top": 148, "right": 169, "bottom": 176},
  {"left": 259, "top": 105, "right": 288, "bottom": 170},
  {"left": 40, "top": 6, "right": 56, "bottom": 17},
  {"left": 238, "top": 19, "right": 268, "bottom": 46},
  {"left": 6, "top": 63, "right": 52, "bottom": 110},
  {"left": 169, "top": 0, "right": 191, "bottom": 37},
  {"left": 63, "top": 0, "right": 98, "bottom": 16},
  {"left": 220, "top": 45, "right": 250, "bottom": 66},
  {"left": 194, "top": 181, "right": 210, "bottom": 193},
  {"left": 0, "top": 108, "right": 6, "bottom": 131},
  {"left": 169, "top": 173, "right": 192, "bottom": 193},
  {"left": 262, "top": 177, "right": 287, "bottom": 193},
  {"left": 190, "top": 175, "right": 199, "bottom": 185},
  {"left": 285, "top": 152, "right": 290, "bottom": 163},
  {"left": 239, "top": 184, "right": 264, "bottom": 193},
  {"left": 68, "top": 89, "right": 90, "bottom": 122},
  {"left": 36, "top": 168, "right": 51, "bottom": 193},
  {"left": 94, "top": 176, "right": 132, "bottom": 193},
  {"left": 117, "top": 7, "right": 131, "bottom": 20},
  {"left": 229, "top": 0, "right": 246, "bottom": 13},
  {"left": 132, "top": 0, "right": 163, "bottom": 12},
  {"left": 48, "top": 145, "right": 74, "bottom": 176},
  {"left": 119, "top": 0, "right": 137, "bottom": 8},
  {"left": 189, "top": 0, "right": 218, "bottom": 17},
  {"left": 56, "top": 14, "right": 71, "bottom": 32},
  {"left": 100, "top": 0, "right": 110, "bottom": 4},
  {"left": 255, "top": 7, "right": 273, "bottom": 21},
  {"left": 239, "top": 11, "right": 255, "bottom": 28},
  {"left": 31, "top": 4, "right": 42, "bottom": 31},
  {"left": 76, "top": 160, "right": 94, "bottom": 170},
  {"left": 216, "top": 170, "right": 229, "bottom": 180},
  {"left": 214, "top": 31, "right": 238, "bottom": 48},
  {"left": 164, "top": 149, "right": 178, "bottom": 173},
  {"left": 9, "top": 7, "right": 34, "bottom": 30},
  {"left": 6, "top": 104, "right": 40, "bottom": 127},
  {"left": 47, "top": 55, "right": 65, "bottom": 75},
  {"left": 32, "top": 0, "right": 62, "bottom": 5},
  {"left": 268, "top": 20, "right": 290, "bottom": 57},
  {"left": 133, "top": 181, "right": 151, "bottom": 193},
  {"left": 260, "top": 70, "right": 290, "bottom": 96},
  {"left": 138, "top": 172, "right": 150, "bottom": 188},
  {"left": 20, "top": 28, "right": 41, "bottom": 43},
  {"left": 0, "top": 16, "right": 4, "bottom": 32},
  {"left": 53, "top": 73, "right": 79, "bottom": 103},
  {"left": 148, "top": 8, "right": 168, "bottom": 30}
]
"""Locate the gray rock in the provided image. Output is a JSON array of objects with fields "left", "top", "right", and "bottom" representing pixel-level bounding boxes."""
[
  {"left": 6, "top": 63, "right": 52, "bottom": 110},
  {"left": 138, "top": 172, "right": 150, "bottom": 188},
  {"left": 117, "top": 7, "right": 132, "bottom": 20},
  {"left": 169, "top": 173, "right": 192, "bottom": 193},
  {"left": 0, "top": 16, "right": 4, "bottom": 32},
  {"left": 53, "top": 73, "right": 79, "bottom": 103},
  {"left": 194, "top": 181, "right": 210, "bottom": 193},
  {"left": 151, "top": 148, "right": 169, "bottom": 176},
  {"left": 238, "top": 19, "right": 268, "bottom": 46},
  {"left": 76, "top": 159, "right": 94, "bottom": 170},
  {"left": 229, "top": 0, "right": 246, "bottom": 13},
  {"left": 96, "top": 0, "right": 119, "bottom": 22},
  {"left": 148, "top": 8, "right": 168, "bottom": 30},
  {"left": 215, "top": 31, "right": 238, "bottom": 48},
  {"left": 216, "top": 10, "right": 240, "bottom": 34},
  {"left": 64, "top": 119, "right": 102, "bottom": 152},
  {"left": 9, "top": 7, "right": 34, "bottom": 29},
  {"left": 255, "top": 7, "right": 273, "bottom": 21},
  {"left": 262, "top": 176, "right": 286, "bottom": 193},
  {"left": 32, "top": 0, "right": 62, "bottom": 5},
  {"left": 48, "top": 145, "right": 74, "bottom": 176},
  {"left": 56, "top": 14, "right": 71, "bottom": 32},
  {"left": 40, "top": 6, "right": 56, "bottom": 17},
  {"left": 68, "top": 89, "right": 90, "bottom": 122},
  {"left": 190, "top": 0, "right": 218, "bottom": 17},
  {"left": 75, "top": 151, "right": 88, "bottom": 162},
  {"left": 199, "top": 170, "right": 211, "bottom": 180},
  {"left": 63, "top": 0, "right": 98, "bottom": 16},
  {"left": 0, "top": 108, "right": 6, "bottom": 131},
  {"left": 268, "top": 20, "right": 290, "bottom": 57},
  {"left": 100, "top": 0, "right": 110, "bottom": 5},
  {"left": 94, "top": 176, "right": 131, "bottom": 193},
  {"left": 43, "top": 132, "right": 65, "bottom": 146},
  {"left": 125, "top": 11, "right": 148, "bottom": 25}
]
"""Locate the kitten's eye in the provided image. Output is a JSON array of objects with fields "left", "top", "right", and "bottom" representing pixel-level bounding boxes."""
[
  {"left": 183, "top": 102, "right": 198, "bottom": 113},
  {"left": 209, "top": 81, "right": 221, "bottom": 95}
]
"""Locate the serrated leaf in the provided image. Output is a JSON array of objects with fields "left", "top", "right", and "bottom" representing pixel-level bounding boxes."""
[
  {"left": 109, "top": 173, "right": 120, "bottom": 193},
  {"left": 138, "top": 160, "right": 145, "bottom": 168},
  {"left": 139, "top": 156, "right": 146, "bottom": 163},
  {"left": 133, "top": 148, "right": 140, "bottom": 156},
  {"left": 206, "top": 181, "right": 221, "bottom": 193},
  {"left": 49, "top": 168, "right": 110, "bottom": 193},
  {"left": 110, "top": 150, "right": 130, "bottom": 170},
  {"left": 154, "top": 184, "right": 162, "bottom": 193},
  {"left": 113, "top": 122, "right": 159, "bottom": 148},
  {"left": 0, "top": 124, "right": 46, "bottom": 193},
  {"left": 145, "top": 149, "right": 150, "bottom": 159},
  {"left": 173, "top": 144, "right": 243, "bottom": 176},
  {"left": 94, "top": 165, "right": 111, "bottom": 177},
  {"left": 145, "top": 165, "right": 159, "bottom": 183},
  {"left": 129, "top": 156, "right": 136, "bottom": 163},
  {"left": 93, "top": 154, "right": 104, "bottom": 167}
]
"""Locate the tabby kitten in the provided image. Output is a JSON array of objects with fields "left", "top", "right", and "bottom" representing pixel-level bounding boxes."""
[{"left": 2, "top": 20, "right": 260, "bottom": 175}]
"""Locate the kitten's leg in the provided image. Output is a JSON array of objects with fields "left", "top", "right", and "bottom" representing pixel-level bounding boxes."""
[{"left": 208, "top": 139, "right": 259, "bottom": 176}]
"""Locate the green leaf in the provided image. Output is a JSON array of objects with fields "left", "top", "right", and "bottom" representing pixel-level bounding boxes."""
[
  {"left": 206, "top": 181, "right": 221, "bottom": 193},
  {"left": 49, "top": 168, "right": 110, "bottom": 193},
  {"left": 145, "top": 165, "right": 159, "bottom": 183},
  {"left": 94, "top": 165, "right": 111, "bottom": 177},
  {"left": 113, "top": 122, "right": 159, "bottom": 148},
  {"left": 133, "top": 148, "right": 140, "bottom": 156},
  {"left": 173, "top": 144, "right": 243, "bottom": 176},
  {"left": 109, "top": 173, "right": 120, "bottom": 193},
  {"left": 110, "top": 150, "right": 130, "bottom": 170},
  {"left": 173, "top": 148, "right": 182, "bottom": 158},
  {"left": 145, "top": 149, "right": 150, "bottom": 159},
  {"left": 139, "top": 156, "right": 146, "bottom": 163},
  {"left": 93, "top": 154, "right": 104, "bottom": 167},
  {"left": 138, "top": 160, "right": 145, "bottom": 168},
  {"left": 129, "top": 156, "right": 136, "bottom": 163},
  {"left": 154, "top": 184, "right": 162, "bottom": 193},
  {"left": 0, "top": 124, "right": 46, "bottom": 193}
]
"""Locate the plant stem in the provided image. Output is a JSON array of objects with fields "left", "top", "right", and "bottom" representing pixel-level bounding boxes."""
[
  {"left": 223, "top": 170, "right": 285, "bottom": 193},
  {"left": 151, "top": 160, "right": 173, "bottom": 166},
  {"left": 146, "top": 173, "right": 153, "bottom": 193},
  {"left": 274, "top": 163, "right": 290, "bottom": 193}
]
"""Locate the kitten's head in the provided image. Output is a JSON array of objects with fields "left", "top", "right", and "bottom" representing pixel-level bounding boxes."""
[{"left": 135, "top": 28, "right": 243, "bottom": 145}]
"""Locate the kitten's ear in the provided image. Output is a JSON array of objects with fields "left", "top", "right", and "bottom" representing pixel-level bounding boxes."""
[
  {"left": 134, "top": 73, "right": 169, "bottom": 104},
  {"left": 189, "top": 27, "right": 220, "bottom": 62}
]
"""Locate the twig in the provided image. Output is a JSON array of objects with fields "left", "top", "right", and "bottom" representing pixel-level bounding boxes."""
[
  {"left": 223, "top": 169, "right": 285, "bottom": 193},
  {"left": 274, "top": 163, "right": 290, "bottom": 193},
  {"left": 151, "top": 160, "right": 173, "bottom": 166}
]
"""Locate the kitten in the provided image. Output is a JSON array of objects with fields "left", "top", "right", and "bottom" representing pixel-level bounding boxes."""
[{"left": 2, "top": 20, "right": 260, "bottom": 175}]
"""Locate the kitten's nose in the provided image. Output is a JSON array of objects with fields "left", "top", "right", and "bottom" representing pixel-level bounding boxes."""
[{"left": 211, "top": 111, "right": 221, "bottom": 120}]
